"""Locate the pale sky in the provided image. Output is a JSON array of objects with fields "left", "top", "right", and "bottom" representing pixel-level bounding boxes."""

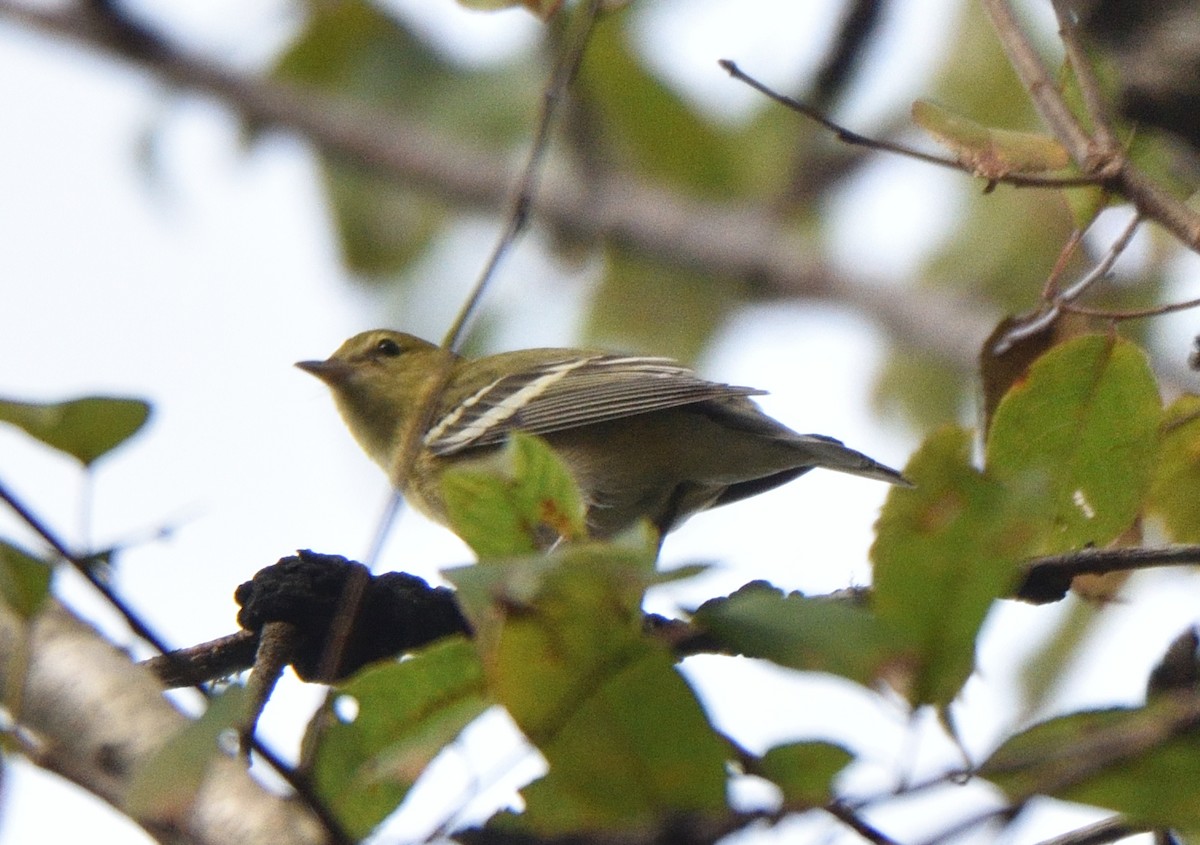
[{"left": 2, "top": 1, "right": 1197, "bottom": 843}]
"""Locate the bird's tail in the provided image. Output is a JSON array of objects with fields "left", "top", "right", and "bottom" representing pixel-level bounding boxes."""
[{"left": 794, "top": 433, "right": 912, "bottom": 487}]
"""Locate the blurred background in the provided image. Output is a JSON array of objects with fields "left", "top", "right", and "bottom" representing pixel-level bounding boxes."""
[{"left": 3, "top": 0, "right": 1200, "bottom": 842}]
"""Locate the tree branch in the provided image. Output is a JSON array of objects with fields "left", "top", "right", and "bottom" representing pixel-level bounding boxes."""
[
  {"left": 981, "top": 0, "right": 1200, "bottom": 252},
  {"left": 0, "top": 601, "right": 329, "bottom": 845},
  {"left": 0, "top": 0, "right": 994, "bottom": 367},
  {"left": 1016, "top": 545, "right": 1200, "bottom": 604}
]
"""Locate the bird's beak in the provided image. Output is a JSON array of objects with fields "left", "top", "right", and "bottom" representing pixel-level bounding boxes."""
[{"left": 296, "top": 358, "right": 354, "bottom": 385}]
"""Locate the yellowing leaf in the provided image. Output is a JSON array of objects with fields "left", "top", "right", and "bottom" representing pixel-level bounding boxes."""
[
  {"left": 446, "top": 544, "right": 726, "bottom": 833},
  {"left": 441, "top": 432, "right": 588, "bottom": 559},
  {"left": 913, "top": 99, "right": 1070, "bottom": 179},
  {"left": 871, "top": 427, "right": 1035, "bottom": 708}
]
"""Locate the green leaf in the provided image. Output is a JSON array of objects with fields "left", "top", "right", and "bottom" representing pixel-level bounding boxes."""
[
  {"left": 985, "top": 334, "right": 1162, "bottom": 554},
  {"left": 0, "top": 540, "right": 53, "bottom": 618},
  {"left": 756, "top": 741, "right": 853, "bottom": 808},
  {"left": 981, "top": 698, "right": 1200, "bottom": 828},
  {"left": 446, "top": 544, "right": 727, "bottom": 833},
  {"left": 576, "top": 12, "right": 740, "bottom": 195},
  {"left": 0, "top": 396, "right": 151, "bottom": 467},
  {"left": 912, "top": 99, "right": 1070, "bottom": 179},
  {"left": 584, "top": 246, "right": 737, "bottom": 362},
  {"left": 441, "top": 432, "right": 588, "bottom": 559},
  {"left": 308, "top": 637, "right": 488, "bottom": 840},
  {"left": 692, "top": 584, "right": 888, "bottom": 687},
  {"left": 871, "top": 427, "right": 1035, "bottom": 708},
  {"left": 124, "top": 687, "right": 245, "bottom": 822},
  {"left": 1148, "top": 395, "right": 1200, "bottom": 542}
]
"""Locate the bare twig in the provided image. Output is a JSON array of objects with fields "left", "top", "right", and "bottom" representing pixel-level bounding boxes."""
[
  {"left": 981, "top": 0, "right": 1095, "bottom": 166},
  {"left": 240, "top": 621, "right": 297, "bottom": 756},
  {"left": 140, "top": 629, "right": 258, "bottom": 688},
  {"left": 0, "top": 477, "right": 173, "bottom": 655},
  {"left": 1051, "top": 0, "right": 1118, "bottom": 151},
  {"left": 1066, "top": 294, "right": 1200, "bottom": 321},
  {"left": 995, "top": 210, "right": 1145, "bottom": 352},
  {"left": 1057, "top": 211, "right": 1143, "bottom": 303},
  {"left": 824, "top": 802, "right": 903, "bottom": 845},
  {"left": 441, "top": 0, "right": 602, "bottom": 353},
  {"left": 719, "top": 59, "right": 1098, "bottom": 189},
  {"left": 1034, "top": 815, "right": 1147, "bottom": 845},
  {"left": 0, "top": 601, "right": 331, "bottom": 845},
  {"left": 0, "top": 1, "right": 998, "bottom": 367},
  {"left": 981, "top": 0, "right": 1200, "bottom": 251},
  {"left": 1016, "top": 545, "right": 1200, "bottom": 604}
]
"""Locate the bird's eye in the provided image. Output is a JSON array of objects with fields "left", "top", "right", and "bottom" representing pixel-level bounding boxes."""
[{"left": 375, "top": 338, "right": 402, "bottom": 357}]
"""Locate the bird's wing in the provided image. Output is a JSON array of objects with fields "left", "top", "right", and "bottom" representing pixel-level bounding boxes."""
[{"left": 423, "top": 352, "right": 765, "bottom": 455}]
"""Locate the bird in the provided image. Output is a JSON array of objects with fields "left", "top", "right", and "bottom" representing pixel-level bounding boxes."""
[{"left": 298, "top": 329, "right": 909, "bottom": 542}]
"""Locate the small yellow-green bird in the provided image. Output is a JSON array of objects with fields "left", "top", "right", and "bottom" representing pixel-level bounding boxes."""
[{"left": 298, "top": 329, "right": 908, "bottom": 540}]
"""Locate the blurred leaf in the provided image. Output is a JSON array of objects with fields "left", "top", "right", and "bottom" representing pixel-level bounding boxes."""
[
  {"left": 756, "top": 741, "right": 853, "bottom": 808},
  {"left": 1148, "top": 395, "right": 1200, "bottom": 542},
  {"left": 693, "top": 584, "right": 888, "bottom": 687},
  {"left": 276, "top": 1, "right": 446, "bottom": 102},
  {"left": 308, "top": 637, "right": 488, "bottom": 840},
  {"left": 584, "top": 247, "right": 737, "bottom": 361},
  {"left": 0, "top": 396, "right": 151, "bottom": 467},
  {"left": 874, "top": 349, "right": 966, "bottom": 432},
  {"left": 1147, "top": 628, "right": 1200, "bottom": 699},
  {"left": 921, "top": 182, "right": 1077, "bottom": 312},
  {"left": 124, "top": 687, "right": 244, "bottom": 822},
  {"left": 442, "top": 432, "right": 588, "bottom": 558},
  {"left": 1017, "top": 597, "right": 1103, "bottom": 717},
  {"left": 985, "top": 335, "right": 1161, "bottom": 555},
  {"left": 871, "top": 427, "right": 1035, "bottom": 708},
  {"left": 274, "top": 0, "right": 533, "bottom": 276},
  {"left": 912, "top": 100, "right": 1069, "bottom": 179},
  {"left": 446, "top": 544, "right": 727, "bottom": 833},
  {"left": 0, "top": 540, "right": 53, "bottom": 619},
  {"left": 929, "top": 3, "right": 1038, "bottom": 132},
  {"left": 982, "top": 698, "right": 1200, "bottom": 828},
  {"left": 575, "top": 12, "right": 740, "bottom": 194},
  {"left": 323, "top": 169, "right": 446, "bottom": 277}
]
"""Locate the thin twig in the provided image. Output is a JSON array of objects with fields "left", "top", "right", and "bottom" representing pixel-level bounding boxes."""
[
  {"left": 913, "top": 806, "right": 1016, "bottom": 845},
  {"left": 1033, "top": 815, "right": 1146, "bottom": 845},
  {"left": 981, "top": 0, "right": 1095, "bottom": 167},
  {"left": 1016, "top": 545, "right": 1200, "bottom": 604},
  {"left": 994, "top": 211, "right": 1143, "bottom": 353},
  {"left": 1051, "top": 0, "right": 1119, "bottom": 151},
  {"left": 344, "top": 0, "right": 605, "bottom": 656},
  {"left": 824, "top": 802, "right": 903, "bottom": 845},
  {"left": 981, "top": 0, "right": 1200, "bottom": 252},
  {"left": 441, "top": 0, "right": 602, "bottom": 353},
  {"left": 0, "top": 476, "right": 173, "bottom": 656},
  {"left": 140, "top": 629, "right": 258, "bottom": 687},
  {"left": 1065, "top": 294, "right": 1200, "bottom": 321},
  {"left": 1056, "top": 211, "right": 1143, "bottom": 304},
  {"left": 719, "top": 59, "right": 1099, "bottom": 189}
]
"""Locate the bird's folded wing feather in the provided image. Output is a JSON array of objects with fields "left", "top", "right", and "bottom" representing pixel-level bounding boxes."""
[{"left": 423, "top": 353, "right": 765, "bottom": 455}]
